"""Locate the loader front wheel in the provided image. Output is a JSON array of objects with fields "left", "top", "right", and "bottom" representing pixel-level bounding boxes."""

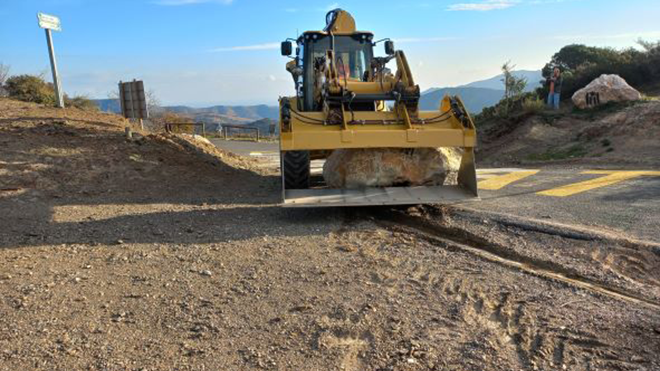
[{"left": 282, "top": 151, "right": 310, "bottom": 189}]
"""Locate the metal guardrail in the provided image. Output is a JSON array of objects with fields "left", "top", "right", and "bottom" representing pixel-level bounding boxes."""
[
  {"left": 165, "top": 122, "right": 206, "bottom": 137},
  {"left": 222, "top": 125, "right": 260, "bottom": 142}
]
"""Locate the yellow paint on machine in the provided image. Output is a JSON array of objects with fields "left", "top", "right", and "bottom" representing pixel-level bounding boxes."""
[
  {"left": 478, "top": 170, "right": 540, "bottom": 190},
  {"left": 537, "top": 170, "right": 660, "bottom": 197}
]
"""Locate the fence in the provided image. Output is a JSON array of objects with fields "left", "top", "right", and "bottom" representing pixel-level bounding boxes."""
[{"left": 222, "top": 125, "right": 260, "bottom": 142}]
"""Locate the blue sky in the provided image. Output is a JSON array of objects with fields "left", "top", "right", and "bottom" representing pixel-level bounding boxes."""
[{"left": 1, "top": 0, "right": 659, "bottom": 106}]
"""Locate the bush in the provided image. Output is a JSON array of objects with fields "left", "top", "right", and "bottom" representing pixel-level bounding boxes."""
[
  {"left": 476, "top": 92, "right": 537, "bottom": 122},
  {"left": 65, "top": 95, "right": 98, "bottom": 111},
  {"left": 522, "top": 96, "right": 545, "bottom": 114},
  {"left": 4, "top": 74, "right": 55, "bottom": 105}
]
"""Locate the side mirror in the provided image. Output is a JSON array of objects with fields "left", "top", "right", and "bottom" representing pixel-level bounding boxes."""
[
  {"left": 281, "top": 41, "right": 293, "bottom": 56},
  {"left": 385, "top": 40, "right": 395, "bottom": 55}
]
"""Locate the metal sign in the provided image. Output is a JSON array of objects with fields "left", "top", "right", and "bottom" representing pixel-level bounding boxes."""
[
  {"left": 37, "top": 12, "right": 61, "bottom": 32},
  {"left": 118, "top": 80, "right": 149, "bottom": 120},
  {"left": 38, "top": 12, "right": 64, "bottom": 108}
]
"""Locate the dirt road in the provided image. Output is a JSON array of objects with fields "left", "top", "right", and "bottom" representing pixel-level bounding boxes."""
[
  {"left": 2, "top": 99, "right": 660, "bottom": 371},
  {"left": 212, "top": 139, "right": 660, "bottom": 242}
]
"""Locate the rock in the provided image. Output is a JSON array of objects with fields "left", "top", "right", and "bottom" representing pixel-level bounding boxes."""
[
  {"left": 181, "top": 133, "right": 213, "bottom": 146},
  {"left": 323, "top": 147, "right": 462, "bottom": 188},
  {"left": 572, "top": 74, "right": 642, "bottom": 109},
  {"left": 200, "top": 270, "right": 212, "bottom": 277}
]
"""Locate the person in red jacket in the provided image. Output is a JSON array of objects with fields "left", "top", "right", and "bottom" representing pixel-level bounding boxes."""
[{"left": 547, "top": 67, "right": 563, "bottom": 110}]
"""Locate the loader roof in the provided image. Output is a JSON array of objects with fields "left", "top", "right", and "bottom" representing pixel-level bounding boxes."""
[{"left": 297, "top": 30, "right": 374, "bottom": 43}]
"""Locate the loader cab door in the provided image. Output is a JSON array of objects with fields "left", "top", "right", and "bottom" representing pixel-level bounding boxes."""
[{"left": 300, "top": 33, "right": 374, "bottom": 111}]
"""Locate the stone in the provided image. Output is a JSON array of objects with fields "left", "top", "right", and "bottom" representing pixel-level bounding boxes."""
[
  {"left": 323, "top": 147, "right": 462, "bottom": 189},
  {"left": 572, "top": 74, "right": 642, "bottom": 109}
]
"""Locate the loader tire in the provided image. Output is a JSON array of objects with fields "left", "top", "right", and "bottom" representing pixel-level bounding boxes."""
[{"left": 282, "top": 151, "right": 310, "bottom": 189}]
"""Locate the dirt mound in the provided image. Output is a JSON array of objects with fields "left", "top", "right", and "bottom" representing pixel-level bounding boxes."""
[
  {"left": 158, "top": 133, "right": 263, "bottom": 172},
  {"left": 478, "top": 100, "right": 660, "bottom": 167},
  {"left": 0, "top": 98, "right": 271, "bottom": 201}
]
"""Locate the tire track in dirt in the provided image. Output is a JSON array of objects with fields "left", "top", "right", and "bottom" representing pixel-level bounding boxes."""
[
  {"left": 377, "top": 210, "right": 660, "bottom": 311},
  {"left": 432, "top": 272, "right": 627, "bottom": 370}
]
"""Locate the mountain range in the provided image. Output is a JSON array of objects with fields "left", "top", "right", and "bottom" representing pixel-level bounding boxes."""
[
  {"left": 420, "top": 70, "right": 543, "bottom": 112},
  {"left": 93, "top": 70, "right": 543, "bottom": 125}
]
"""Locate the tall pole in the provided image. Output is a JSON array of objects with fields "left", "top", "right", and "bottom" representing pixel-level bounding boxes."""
[{"left": 45, "top": 28, "right": 64, "bottom": 108}]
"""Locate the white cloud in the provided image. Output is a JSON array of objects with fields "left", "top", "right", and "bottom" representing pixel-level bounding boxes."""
[
  {"left": 268, "top": 75, "right": 277, "bottom": 81},
  {"left": 447, "top": 0, "right": 519, "bottom": 11},
  {"left": 285, "top": 8, "right": 298, "bottom": 13},
  {"left": 208, "top": 42, "right": 279, "bottom": 52},
  {"left": 152, "top": 0, "right": 233, "bottom": 6}
]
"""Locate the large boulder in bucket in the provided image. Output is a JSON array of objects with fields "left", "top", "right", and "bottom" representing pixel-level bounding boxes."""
[
  {"left": 323, "top": 148, "right": 462, "bottom": 189},
  {"left": 572, "top": 74, "right": 642, "bottom": 109}
]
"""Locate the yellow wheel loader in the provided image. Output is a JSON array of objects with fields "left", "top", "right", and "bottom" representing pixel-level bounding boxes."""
[{"left": 278, "top": 9, "right": 478, "bottom": 207}]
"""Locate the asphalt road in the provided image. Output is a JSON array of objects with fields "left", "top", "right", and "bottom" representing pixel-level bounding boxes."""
[{"left": 212, "top": 139, "right": 660, "bottom": 242}]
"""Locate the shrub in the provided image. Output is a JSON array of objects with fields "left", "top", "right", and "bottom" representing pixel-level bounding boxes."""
[
  {"left": 476, "top": 91, "right": 537, "bottom": 122},
  {"left": 64, "top": 95, "right": 98, "bottom": 111},
  {"left": 522, "top": 96, "right": 545, "bottom": 115},
  {"left": 4, "top": 74, "right": 55, "bottom": 105}
]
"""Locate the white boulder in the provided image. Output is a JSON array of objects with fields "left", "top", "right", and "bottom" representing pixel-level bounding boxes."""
[
  {"left": 572, "top": 74, "right": 641, "bottom": 109},
  {"left": 323, "top": 147, "right": 462, "bottom": 189}
]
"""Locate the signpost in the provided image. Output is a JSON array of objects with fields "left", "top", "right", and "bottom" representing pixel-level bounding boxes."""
[
  {"left": 37, "top": 12, "right": 64, "bottom": 108},
  {"left": 118, "top": 80, "right": 149, "bottom": 130}
]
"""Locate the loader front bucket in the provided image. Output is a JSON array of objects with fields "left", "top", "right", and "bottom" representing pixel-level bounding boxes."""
[
  {"left": 281, "top": 147, "right": 478, "bottom": 208},
  {"left": 278, "top": 95, "right": 479, "bottom": 208}
]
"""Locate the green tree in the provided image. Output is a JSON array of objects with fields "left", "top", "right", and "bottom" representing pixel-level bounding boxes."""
[{"left": 500, "top": 61, "right": 527, "bottom": 115}]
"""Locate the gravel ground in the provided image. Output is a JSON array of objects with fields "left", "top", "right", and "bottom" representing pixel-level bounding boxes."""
[{"left": 1, "top": 98, "right": 659, "bottom": 371}]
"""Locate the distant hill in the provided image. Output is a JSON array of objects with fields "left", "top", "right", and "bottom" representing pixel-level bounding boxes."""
[
  {"left": 461, "top": 70, "right": 543, "bottom": 92},
  {"left": 92, "top": 99, "right": 279, "bottom": 127},
  {"left": 246, "top": 118, "right": 278, "bottom": 136},
  {"left": 419, "top": 87, "right": 505, "bottom": 113},
  {"left": 420, "top": 70, "right": 543, "bottom": 113},
  {"left": 94, "top": 70, "right": 541, "bottom": 119},
  {"left": 165, "top": 105, "right": 279, "bottom": 121}
]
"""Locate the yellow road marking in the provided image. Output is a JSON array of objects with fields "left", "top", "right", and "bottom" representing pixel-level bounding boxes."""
[
  {"left": 478, "top": 170, "right": 540, "bottom": 190},
  {"left": 537, "top": 170, "right": 660, "bottom": 197}
]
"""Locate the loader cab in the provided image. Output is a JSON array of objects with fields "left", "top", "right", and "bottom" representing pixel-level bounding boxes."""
[{"left": 297, "top": 32, "right": 375, "bottom": 111}]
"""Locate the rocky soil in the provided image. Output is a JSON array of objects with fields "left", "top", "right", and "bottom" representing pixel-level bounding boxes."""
[
  {"left": 1, "top": 98, "right": 659, "bottom": 371},
  {"left": 477, "top": 100, "right": 660, "bottom": 167}
]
